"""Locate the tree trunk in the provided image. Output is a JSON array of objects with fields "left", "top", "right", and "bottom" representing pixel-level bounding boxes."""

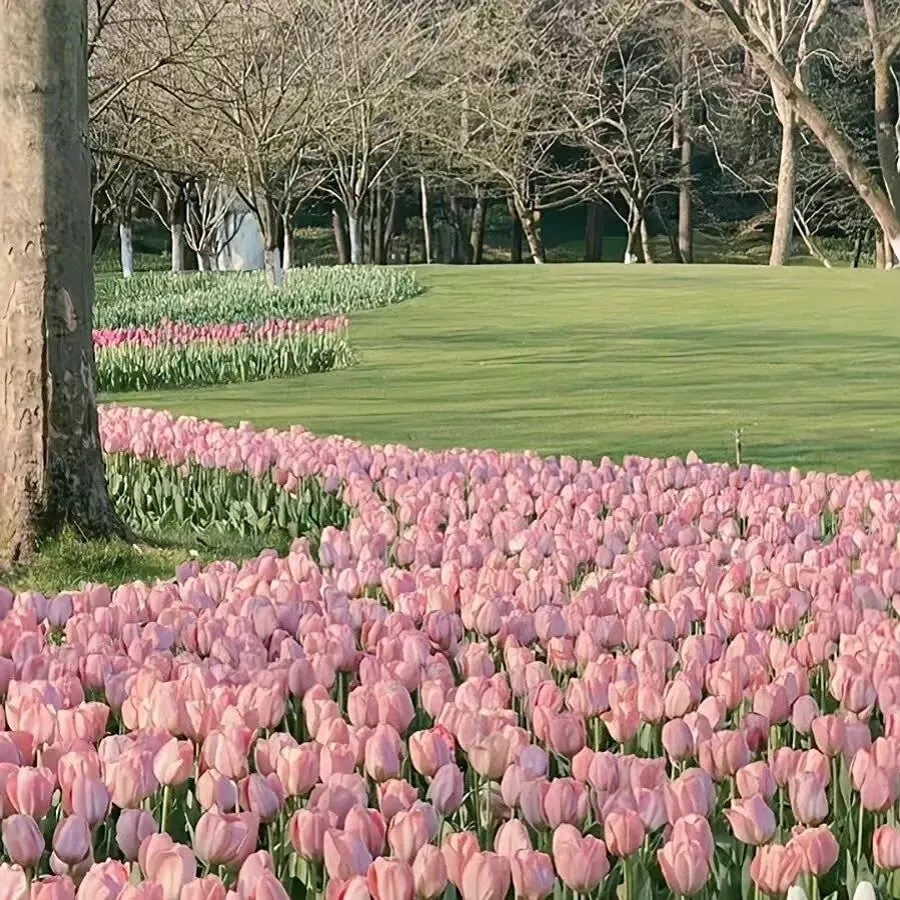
[
  {"left": 640, "top": 211, "right": 655, "bottom": 264},
  {"left": 91, "top": 219, "right": 105, "bottom": 255},
  {"left": 852, "top": 229, "right": 868, "bottom": 268},
  {"left": 886, "top": 229, "right": 897, "bottom": 269},
  {"left": 518, "top": 209, "right": 545, "bottom": 264},
  {"left": 469, "top": 189, "right": 488, "bottom": 265},
  {"left": 449, "top": 195, "right": 467, "bottom": 264},
  {"left": 171, "top": 223, "right": 185, "bottom": 274},
  {"left": 332, "top": 206, "right": 350, "bottom": 264},
  {"left": 264, "top": 248, "right": 283, "bottom": 286},
  {"left": 624, "top": 197, "right": 643, "bottom": 263},
  {"left": 382, "top": 186, "right": 397, "bottom": 264},
  {"left": 770, "top": 92, "right": 796, "bottom": 267},
  {"left": 508, "top": 198, "right": 523, "bottom": 263},
  {"left": 282, "top": 212, "right": 293, "bottom": 271},
  {"left": 119, "top": 222, "right": 134, "bottom": 279},
  {"left": 585, "top": 202, "right": 604, "bottom": 262},
  {"left": 347, "top": 211, "right": 364, "bottom": 265},
  {"left": 255, "top": 194, "right": 284, "bottom": 286},
  {"left": 374, "top": 180, "right": 385, "bottom": 265},
  {"left": 420, "top": 175, "right": 433, "bottom": 265},
  {"left": 170, "top": 180, "right": 188, "bottom": 273},
  {"left": 873, "top": 58, "right": 900, "bottom": 217},
  {"left": 876, "top": 229, "right": 887, "bottom": 269},
  {"left": 711, "top": 0, "right": 900, "bottom": 258},
  {"left": 678, "top": 136, "right": 694, "bottom": 263},
  {"left": 678, "top": 45, "right": 694, "bottom": 264},
  {"left": 0, "top": 0, "right": 123, "bottom": 564}
]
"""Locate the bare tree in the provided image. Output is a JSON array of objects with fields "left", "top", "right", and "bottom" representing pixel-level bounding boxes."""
[
  {"left": 309, "top": 0, "right": 456, "bottom": 264},
  {"left": 0, "top": 0, "right": 123, "bottom": 564},
  {"left": 693, "top": 0, "right": 900, "bottom": 260},
  {"left": 562, "top": 6, "right": 680, "bottom": 262},
  {"left": 863, "top": 0, "right": 900, "bottom": 264},
  {"left": 423, "top": 0, "right": 583, "bottom": 264}
]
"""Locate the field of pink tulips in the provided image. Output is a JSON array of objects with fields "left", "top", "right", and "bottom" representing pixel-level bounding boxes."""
[
  {"left": 6, "top": 404, "right": 900, "bottom": 899},
  {"left": 94, "top": 318, "right": 353, "bottom": 392}
]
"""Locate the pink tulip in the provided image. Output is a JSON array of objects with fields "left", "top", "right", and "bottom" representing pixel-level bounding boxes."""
[
  {"left": 874, "top": 825, "right": 900, "bottom": 870},
  {"left": 367, "top": 858, "right": 415, "bottom": 900},
  {"left": 412, "top": 845, "right": 447, "bottom": 900},
  {"left": 604, "top": 810, "right": 645, "bottom": 857},
  {"left": 442, "top": 832, "right": 479, "bottom": 889},
  {"left": 789, "top": 773, "right": 829, "bottom": 826},
  {"left": 52, "top": 816, "right": 92, "bottom": 866},
  {"left": 509, "top": 850, "right": 555, "bottom": 900},
  {"left": 494, "top": 820, "right": 532, "bottom": 858},
  {"left": 153, "top": 739, "right": 193, "bottom": 787},
  {"left": 180, "top": 877, "right": 228, "bottom": 900},
  {"left": 116, "top": 809, "right": 157, "bottom": 861},
  {"left": 31, "top": 877, "right": 77, "bottom": 900},
  {"left": 724, "top": 795, "right": 777, "bottom": 846},
  {"left": 428, "top": 764, "right": 464, "bottom": 816},
  {"left": 0, "top": 864, "right": 28, "bottom": 900},
  {"left": 7, "top": 766, "right": 55, "bottom": 819},
  {"left": 551, "top": 825, "right": 609, "bottom": 892},
  {"left": 3, "top": 814, "right": 45, "bottom": 868},
  {"left": 194, "top": 810, "right": 259, "bottom": 868},
  {"left": 76, "top": 860, "right": 130, "bottom": 900},
  {"left": 658, "top": 840, "right": 711, "bottom": 896},
  {"left": 324, "top": 830, "right": 373, "bottom": 881},
  {"left": 749, "top": 844, "right": 802, "bottom": 896},
  {"left": 791, "top": 826, "right": 839, "bottom": 876},
  {"left": 460, "top": 852, "right": 510, "bottom": 900}
]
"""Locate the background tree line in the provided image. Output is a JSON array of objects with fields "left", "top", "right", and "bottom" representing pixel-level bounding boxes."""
[{"left": 88, "top": 0, "right": 900, "bottom": 282}]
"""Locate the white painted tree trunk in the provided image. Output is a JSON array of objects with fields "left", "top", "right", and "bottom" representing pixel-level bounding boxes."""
[
  {"left": 119, "top": 223, "right": 134, "bottom": 279},
  {"left": 420, "top": 175, "right": 432, "bottom": 264},
  {"left": 171, "top": 223, "right": 185, "bottom": 273},
  {"left": 347, "top": 214, "right": 364, "bottom": 265}
]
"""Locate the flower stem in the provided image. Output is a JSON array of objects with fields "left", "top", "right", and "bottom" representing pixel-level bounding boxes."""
[{"left": 160, "top": 784, "right": 171, "bottom": 836}]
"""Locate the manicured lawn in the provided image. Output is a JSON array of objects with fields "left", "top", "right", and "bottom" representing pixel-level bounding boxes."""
[{"left": 104, "top": 264, "right": 900, "bottom": 476}]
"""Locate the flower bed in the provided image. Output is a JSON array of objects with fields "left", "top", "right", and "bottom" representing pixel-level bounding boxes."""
[
  {"left": 0, "top": 406, "right": 897, "bottom": 898},
  {"left": 94, "top": 267, "right": 422, "bottom": 330},
  {"left": 95, "top": 318, "right": 353, "bottom": 392}
]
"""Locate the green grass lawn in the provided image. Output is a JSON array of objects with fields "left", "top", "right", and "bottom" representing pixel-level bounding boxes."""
[{"left": 104, "top": 264, "right": 900, "bottom": 477}]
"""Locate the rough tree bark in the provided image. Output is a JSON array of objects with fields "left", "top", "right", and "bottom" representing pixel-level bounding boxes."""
[
  {"left": 0, "top": 0, "right": 124, "bottom": 565},
  {"left": 770, "top": 90, "right": 796, "bottom": 266},
  {"left": 374, "top": 180, "right": 385, "bottom": 266},
  {"left": 332, "top": 207, "right": 350, "bottom": 265},
  {"left": 346, "top": 210, "right": 364, "bottom": 265},
  {"left": 470, "top": 188, "right": 488, "bottom": 265},
  {"left": 865, "top": 0, "right": 900, "bottom": 265},
  {"left": 282, "top": 212, "right": 293, "bottom": 271},
  {"left": 382, "top": 186, "right": 397, "bottom": 265},
  {"left": 509, "top": 199, "right": 524, "bottom": 264},
  {"left": 677, "top": 45, "right": 694, "bottom": 264},
  {"left": 585, "top": 202, "right": 604, "bottom": 262}
]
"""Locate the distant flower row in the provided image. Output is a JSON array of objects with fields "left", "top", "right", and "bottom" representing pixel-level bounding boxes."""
[
  {"left": 94, "top": 317, "right": 349, "bottom": 351},
  {"left": 94, "top": 318, "right": 353, "bottom": 392}
]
